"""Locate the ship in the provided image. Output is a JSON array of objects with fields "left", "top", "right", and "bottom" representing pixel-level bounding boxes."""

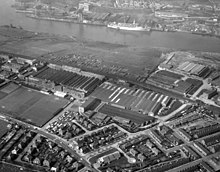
[{"left": 107, "top": 21, "right": 150, "bottom": 31}]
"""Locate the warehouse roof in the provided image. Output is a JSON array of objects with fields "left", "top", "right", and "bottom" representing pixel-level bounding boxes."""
[{"left": 98, "top": 104, "right": 155, "bottom": 124}]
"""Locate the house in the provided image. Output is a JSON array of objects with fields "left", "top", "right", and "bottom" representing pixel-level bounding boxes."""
[
  {"left": 33, "top": 157, "right": 42, "bottom": 165},
  {"left": 72, "top": 162, "right": 80, "bottom": 171},
  {"left": 7, "top": 153, "right": 17, "bottom": 161},
  {"left": 65, "top": 155, "right": 73, "bottom": 164},
  {"left": 48, "top": 141, "right": 56, "bottom": 149},
  {"left": 53, "top": 146, "right": 62, "bottom": 153},
  {"left": 18, "top": 142, "right": 26, "bottom": 149},
  {"left": 80, "top": 146, "right": 90, "bottom": 154},
  {"left": 145, "top": 140, "right": 154, "bottom": 148},
  {"left": 43, "top": 159, "right": 51, "bottom": 167},
  {"left": 59, "top": 150, "right": 67, "bottom": 159},
  {"left": 51, "top": 162, "right": 60, "bottom": 172},
  {"left": 137, "top": 154, "right": 146, "bottom": 162},
  {"left": 11, "top": 148, "right": 18, "bottom": 155},
  {"left": 23, "top": 153, "right": 33, "bottom": 163},
  {"left": 152, "top": 147, "right": 159, "bottom": 155},
  {"left": 159, "top": 125, "right": 172, "bottom": 135},
  {"left": 129, "top": 148, "right": 138, "bottom": 157}
]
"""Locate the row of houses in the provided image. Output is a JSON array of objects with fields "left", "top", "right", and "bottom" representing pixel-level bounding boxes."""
[
  {"left": 193, "top": 141, "right": 211, "bottom": 156},
  {"left": 182, "top": 145, "right": 200, "bottom": 160}
]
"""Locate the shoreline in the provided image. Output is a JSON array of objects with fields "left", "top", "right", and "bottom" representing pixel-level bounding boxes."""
[
  {"left": 24, "top": 14, "right": 220, "bottom": 39},
  {"left": 26, "top": 14, "right": 106, "bottom": 26}
]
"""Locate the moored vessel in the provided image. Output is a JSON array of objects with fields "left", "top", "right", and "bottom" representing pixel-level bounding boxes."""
[{"left": 107, "top": 22, "right": 150, "bottom": 31}]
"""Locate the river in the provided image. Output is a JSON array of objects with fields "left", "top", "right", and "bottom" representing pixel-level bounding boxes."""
[{"left": 0, "top": 0, "right": 220, "bottom": 53}]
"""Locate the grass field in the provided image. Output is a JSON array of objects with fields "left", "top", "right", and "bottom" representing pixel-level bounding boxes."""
[
  {"left": 0, "top": 119, "right": 8, "bottom": 138},
  {"left": 0, "top": 162, "right": 37, "bottom": 172},
  {"left": 21, "top": 96, "right": 68, "bottom": 126},
  {"left": 0, "top": 86, "right": 45, "bottom": 115},
  {"left": 0, "top": 84, "right": 69, "bottom": 127},
  {"left": 0, "top": 82, "right": 19, "bottom": 94},
  {"left": 0, "top": 91, "right": 7, "bottom": 100}
]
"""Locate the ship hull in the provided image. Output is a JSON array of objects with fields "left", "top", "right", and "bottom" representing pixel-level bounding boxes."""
[{"left": 107, "top": 24, "right": 150, "bottom": 31}]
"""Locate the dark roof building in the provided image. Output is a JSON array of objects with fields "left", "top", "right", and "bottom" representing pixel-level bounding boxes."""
[
  {"left": 79, "top": 97, "right": 101, "bottom": 113},
  {"left": 98, "top": 104, "right": 155, "bottom": 125},
  {"left": 174, "top": 80, "right": 194, "bottom": 95}
]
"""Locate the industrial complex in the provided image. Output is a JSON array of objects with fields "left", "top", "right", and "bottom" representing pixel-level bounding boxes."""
[{"left": 0, "top": 48, "right": 220, "bottom": 172}]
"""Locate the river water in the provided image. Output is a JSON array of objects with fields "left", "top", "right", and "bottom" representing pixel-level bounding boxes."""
[{"left": 0, "top": 0, "right": 220, "bottom": 53}]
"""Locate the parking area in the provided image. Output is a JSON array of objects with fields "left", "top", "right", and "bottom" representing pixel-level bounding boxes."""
[{"left": 46, "top": 112, "right": 85, "bottom": 140}]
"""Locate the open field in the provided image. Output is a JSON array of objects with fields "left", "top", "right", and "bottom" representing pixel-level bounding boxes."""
[
  {"left": 0, "top": 83, "right": 69, "bottom": 126},
  {"left": 0, "top": 162, "right": 37, "bottom": 172},
  {"left": 21, "top": 95, "right": 68, "bottom": 126},
  {"left": 0, "top": 91, "right": 8, "bottom": 100},
  {"left": 0, "top": 119, "right": 8, "bottom": 138},
  {"left": 0, "top": 82, "right": 19, "bottom": 94},
  {"left": 0, "top": 86, "right": 45, "bottom": 115}
]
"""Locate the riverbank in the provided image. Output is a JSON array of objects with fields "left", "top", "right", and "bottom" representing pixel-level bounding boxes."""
[
  {"left": 26, "top": 14, "right": 106, "bottom": 26},
  {"left": 24, "top": 13, "right": 220, "bottom": 39},
  {"left": 0, "top": 25, "right": 165, "bottom": 78},
  {"left": 1, "top": 0, "right": 220, "bottom": 53}
]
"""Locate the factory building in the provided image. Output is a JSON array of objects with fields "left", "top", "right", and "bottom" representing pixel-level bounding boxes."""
[
  {"left": 91, "top": 82, "right": 173, "bottom": 116},
  {"left": 26, "top": 64, "right": 104, "bottom": 99},
  {"left": 79, "top": 97, "right": 101, "bottom": 113}
]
